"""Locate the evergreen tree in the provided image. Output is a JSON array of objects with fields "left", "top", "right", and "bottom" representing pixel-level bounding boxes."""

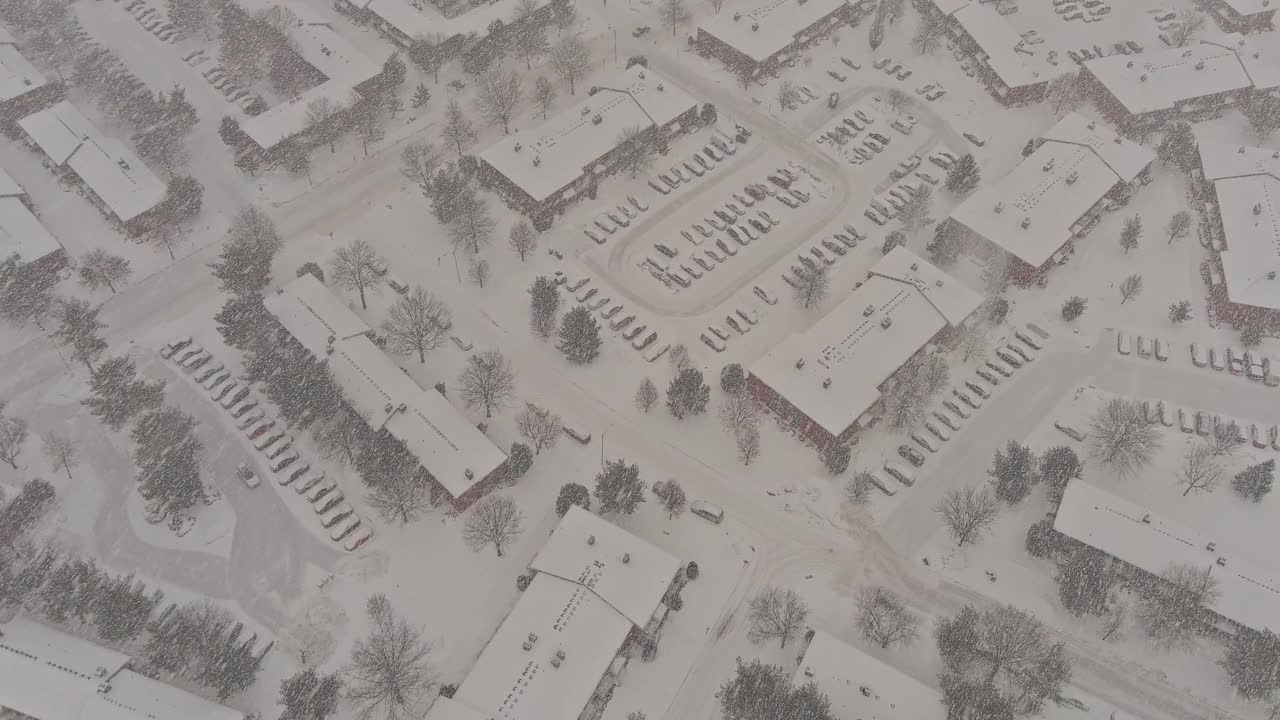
[
  {"left": 1061, "top": 295, "right": 1087, "bottom": 321},
  {"left": 506, "top": 442, "right": 533, "bottom": 481},
  {"left": 718, "top": 658, "right": 834, "bottom": 720},
  {"left": 411, "top": 83, "right": 432, "bottom": 108},
  {"left": 131, "top": 406, "right": 204, "bottom": 511},
  {"left": 555, "top": 482, "right": 591, "bottom": 516},
  {"left": 529, "top": 276, "right": 561, "bottom": 340},
  {"left": 593, "top": 459, "right": 645, "bottom": 516},
  {"left": 1057, "top": 547, "right": 1116, "bottom": 615},
  {"left": 944, "top": 153, "right": 980, "bottom": 195},
  {"left": 1119, "top": 215, "right": 1142, "bottom": 254},
  {"left": 666, "top": 368, "right": 710, "bottom": 419},
  {"left": 51, "top": 299, "right": 108, "bottom": 372},
  {"left": 556, "top": 306, "right": 602, "bottom": 364},
  {"left": 209, "top": 207, "right": 282, "bottom": 297},
  {"left": 279, "top": 669, "right": 343, "bottom": 720},
  {"left": 719, "top": 363, "right": 745, "bottom": 394},
  {"left": 1169, "top": 300, "right": 1193, "bottom": 324},
  {"left": 1039, "top": 445, "right": 1080, "bottom": 498},
  {"left": 214, "top": 294, "right": 272, "bottom": 351},
  {"left": 1156, "top": 122, "right": 1198, "bottom": 172},
  {"left": 41, "top": 560, "right": 78, "bottom": 623},
  {"left": 824, "top": 445, "right": 851, "bottom": 475},
  {"left": 83, "top": 356, "right": 166, "bottom": 430},
  {"left": 94, "top": 573, "right": 159, "bottom": 644},
  {"left": 0, "top": 260, "right": 57, "bottom": 328},
  {"left": 1025, "top": 517, "right": 1058, "bottom": 558},
  {"left": 926, "top": 220, "right": 963, "bottom": 266},
  {"left": 988, "top": 440, "right": 1039, "bottom": 505},
  {"left": 381, "top": 52, "right": 406, "bottom": 88},
  {"left": 77, "top": 249, "right": 132, "bottom": 293},
  {"left": 1222, "top": 628, "right": 1280, "bottom": 701},
  {"left": 1233, "top": 459, "right": 1275, "bottom": 502}
]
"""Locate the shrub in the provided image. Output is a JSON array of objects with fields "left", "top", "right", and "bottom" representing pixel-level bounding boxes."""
[{"left": 686, "top": 561, "right": 699, "bottom": 581}]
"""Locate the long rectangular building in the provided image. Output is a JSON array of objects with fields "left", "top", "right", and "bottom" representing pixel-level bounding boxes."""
[
  {"left": 925, "top": 0, "right": 1047, "bottom": 105},
  {"left": 749, "top": 247, "right": 980, "bottom": 451},
  {"left": 1054, "top": 480, "right": 1280, "bottom": 634},
  {"left": 427, "top": 507, "right": 681, "bottom": 720},
  {"left": 694, "top": 0, "right": 870, "bottom": 82},
  {"left": 0, "top": 617, "right": 245, "bottom": 720},
  {"left": 794, "top": 631, "right": 944, "bottom": 718},
  {"left": 948, "top": 112, "right": 1154, "bottom": 283},
  {"left": 478, "top": 64, "right": 697, "bottom": 230},
  {"left": 264, "top": 274, "right": 507, "bottom": 510},
  {"left": 1079, "top": 34, "right": 1280, "bottom": 131},
  {"left": 1197, "top": 139, "right": 1280, "bottom": 328}
]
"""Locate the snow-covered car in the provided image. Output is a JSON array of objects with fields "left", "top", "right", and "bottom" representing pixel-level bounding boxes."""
[
  {"left": 683, "top": 160, "right": 704, "bottom": 177},
  {"left": 221, "top": 385, "right": 250, "bottom": 409},
  {"left": 706, "top": 215, "right": 728, "bottom": 231},
  {"left": 182, "top": 351, "right": 213, "bottom": 372},
  {"left": 648, "top": 179, "right": 670, "bottom": 195},
  {"left": 778, "top": 193, "right": 800, "bottom": 209},
  {"left": 253, "top": 430, "right": 284, "bottom": 452},
  {"left": 758, "top": 210, "right": 780, "bottom": 226},
  {"left": 629, "top": 195, "right": 649, "bottom": 212},
  {"left": 341, "top": 523, "right": 371, "bottom": 549},
  {"left": 320, "top": 504, "right": 355, "bottom": 528},
  {"left": 281, "top": 464, "right": 311, "bottom": 486},
  {"left": 1015, "top": 330, "right": 1043, "bottom": 350},
  {"left": 995, "top": 348, "right": 1023, "bottom": 368},
  {"left": 975, "top": 367, "right": 1002, "bottom": 385},
  {"left": 194, "top": 363, "right": 224, "bottom": 383},
  {"left": 160, "top": 336, "right": 192, "bottom": 359},
  {"left": 236, "top": 409, "right": 265, "bottom": 430},
  {"left": 912, "top": 433, "right": 938, "bottom": 453},
  {"left": 864, "top": 209, "right": 886, "bottom": 226},
  {"left": 306, "top": 479, "right": 337, "bottom": 503},
  {"left": 898, "top": 444, "right": 925, "bottom": 466},
  {"left": 174, "top": 345, "right": 204, "bottom": 364},
  {"left": 961, "top": 382, "right": 989, "bottom": 401},
  {"left": 237, "top": 463, "right": 260, "bottom": 489},
  {"left": 1006, "top": 343, "right": 1034, "bottom": 363},
  {"left": 693, "top": 223, "right": 713, "bottom": 237},
  {"left": 672, "top": 166, "right": 691, "bottom": 183},
  {"left": 690, "top": 500, "right": 725, "bottom": 524},
  {"left": 584, "top": 228, "right": 604, "bottom": 244},
  {"left": 986, "top": 358, "right": 1014, "bottom": 377},
  {"left": 925, "top": 421, "right": 951, "bottom": 442},
  {"left": 942, "top": 400, "right": 970, "bottom": 420},
  {"left": 315, "top": 491, "right": 346, "bottom": 514},
  {"left": 883, "top": 462, "right": 916, "bottom": 487},
  {"left": 269, "top": 452, "right": 299, "bottom": 473},
  {"left": 202, "top": 370, "right": 231, "bottom": 390},
  {"left": 266, "top": 435, "right": 295, "bottom": 459}
]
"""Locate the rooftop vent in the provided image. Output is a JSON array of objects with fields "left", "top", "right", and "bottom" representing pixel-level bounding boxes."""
[
  {"left": 95, "top": 667, "right": 109, "bottom": 678},
  {"left": 533, "top": 155, "right": 541, "bottom": 167},
  {"left": 1066, "top": 171, "right": 1079, "bottom": 185},
  {"left": 514, "top": 142, "right": 522, "bottom": 153},
  {"left": 994, "top": 201, "right": 1005, "bottom": 214},
  {"left": 622, "top": 552, "right": 631, "bottom": 564},
  {"left": 822, "top": 377, "right": 832, "bottom": 389},
  {"left": 910, "top": 262, "right": 919, "bottom": 271},
  {"left": 1195, "top": 60, "right": 1205, "bottom": 70},
  {"left": 1087, "top": 120, "right": 1096, "bottom": 130},
  {"left": 327, "top": 333, "right": 336, "bottom": 345},
  {"left": 522, "top": 632, "right": 538, "bottom": 651},
  {"left": 117, "top": 159, "right": 130, "bottom": 170},
  {"left": 592, "top": 114, "right": 603, "bottom": 125},
  {"left": 733, "top": 11, "right": 741, "bottom": 20},
  {"left": 1206, "top": 542, "right": 1217, "bottom": 552},
  {"left": 1042, "top": 158, "right": 1055, "bottom": 172},
  {"left": 550, "top": 649, "right": 566, "bottom": 668},
  {"left": 1139, "top": 73, "right": 1148, "bottom": 82},
  {"left": 751, "top": 23, "right": 759, "bottom": 31},
  {"left": 464, "top": 468, "right": 474, "bottom": 480},
  {"left": 1217, "top": 556, "right": 1228, "bottom": 566},
  {"left": 860, "top": 686, "right": 872, "bottom": 698},
  {"left": 587, "top": 534, "right": 596, "bottom": 545},
  {"left": 657, "top": 83, "right": 664, "bottom": 91},
  {"left": 1141, "top": 513, "right": 1151, "bottom": 524},
  {"left": 863, "top": 304, "right": 875, "bottom": 317},
  {"left": 97, "top": 683, "right": 111, "bottom": 695},
  {"left": 1126, "top": 60, "right": 1134, "bottom": 68},
  {"left": 880, "top": 316, "right": 893, "bottom": 329},
  {"left": 795, "top": 358, "right": 806, "bottom": 369},
  {"left": 1255, "top": 203, "right": 1264, "bottom": 215},
  {"left": 803, "top": 666, "right": 814, "bottom": 678},
  {"left": 935, "top": 279, "right": 944, "bottom": 288},
  {"left": 1020, "top": 216, "right": 1031, "bottom": 229},
  {"left": 1269, "top": 271, "right": 1277, "bottom": 280}
]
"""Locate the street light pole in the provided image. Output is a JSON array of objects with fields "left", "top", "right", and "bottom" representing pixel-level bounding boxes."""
[
  {"left": 613, "top": 28, "right": 618, "bottom": 66},
  {"left": 600, "top": 428, "right": 607, "bottom": 467}
]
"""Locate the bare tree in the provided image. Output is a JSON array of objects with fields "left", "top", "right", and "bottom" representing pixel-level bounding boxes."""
[
  {"left": 658, "top": 0, "right": 690, "bottom": 36},
  {"left": 709, "top": 0, "right": 726, "bottom": 12},
  {"left": 615, "top": 126, "right": 656, "bottom": 179},
  {"left": 747, "top": 587, "right": 809, "bottom": 648},
  {"left": 886, "top": 88, "right": 911, "bottom": 114},
  {"left": 345, "top": 594, "right": 437, "bottom": 720},
  {"left": 792, "top": 263, "right": 829, "bottom": 309},
  {"left": 513, "top": 24, "right": 550, "bottom": 70},
  {"left": 533, "top": 77, "right": 557, "bottom": 121},
  {"left": 737, "top": 425, "right": 761, "bottom": 466},
  {"left": 467, "top": 257, "right": 491, "bottom": 288},
  {"left": 463, "top": 494, "right": 524, "bottom": 556},
  {"left": 959, "top": 323, "right": 989, "bottom": 362},
  {"left": 857, "top": 586, "right": 919, "bottom": 648},
  {"left": 401, "top": 142, "right": 440, "bottom": 196},
  {"left": 668, "top": 343, "right": 692, "bottom": 373},
  {"left": 1168, "top": 10, "right": 1206, "bottom": 47},
  {"left": 776, "top": 80, "right": 798, "bottom": 111},
  {"left": 1088, "top": 397, "right": 1162, "bottom": 478},
  {"left": 368, "top": 475, "right": 431, "bottom": 525},
  {"left": 329, "top": 239, "right": 386, "bottom": 310},
  {"left": 441, "top": 100, "right": 477, "bottom": 158},
  {"left": 306, "top": 97, "right": 343, "bottom": 153},
  {"left": 911, "top": 19, "right": 941, "bottom": 55},
  {"left": 516, "top": 403, "right": 561, "bottom": 454},
  {"left": 897, "top": 184, "right": 933, "bottom": 233},
  {"left": 885, "top": 372, "right": 928, "bottom": 430},
  {"left": 550, "top": 35, "right": 590, "bottom": 95},
  {"left": 508, "top": 222, "right": 536, "bottom": 261},
  {"left": 1210, "top": 419, "right": 1243, "bottom": 456},
  {"left": 458, "top": 350, "right": 516, "bottom": 418},
  {"left": 1138, "top": 563, "right": 1218, "bottom": 646},
  {"left": 1165, "top": 210, "right": 1192, "bottom": 244},
  {"left": 382, "top": 288, "right": 453, "bottom": 363},
  {"left": 77, "top": 249, "right": 132, "bottom": 293},
  {"left": 935, "top": 487, "right": 999, "bottom": 546},
  {"left": 845, "top": 470, "right": 874, "bottom": 504},
  {"left": 719, "top": 393, "right": 760, "bottom": 438},
  {"left": 1044, "top": 73, "right": 1079, "bottom": 117},
  {"left": 448, "top": 188, "right": 496, "bottom": 254},
  {"left": 1100, "top": 594, "right": 1128, "bottom": 641},
  {"left": 660, "top": 479, "right": 687, "bottom": 519},
  {"left": 0, "top": 416, "right": 26, "bottom": 469},
  {"left": 1178, "top": 443, "right": 1221, "bottom": 496},
  {"left": 475, "top": 69, "right": 523, "bottom": 135},
  {"left": 41, "top": 431, "right": 77, "bottom": 479},
  {"left": 635, "top": 377, "right": 659, "bottom": 413}
]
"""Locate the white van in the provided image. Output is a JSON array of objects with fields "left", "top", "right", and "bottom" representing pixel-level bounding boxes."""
[{"left": 690, "top": 500, "right": 725, "bottom": 524}]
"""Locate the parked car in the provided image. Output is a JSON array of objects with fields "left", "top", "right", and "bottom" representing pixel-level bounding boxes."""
[
  {"left": 690, "top": 500, "right": 725, "bottom": 524},
  {"left": 912, "top": 432, "right": 938, "bottom": 453},
  {"left": 269, "top": 452, "right": 299, "bottom": 473},
  {"left": 898, "top": 444, "right": 925, "bottom": 466},
  {"left": 160, "top": 336, "right": 192, "bottom": 359},
  {"left": 975, "top": 366, "right": 1002, "bottom": 385},
  {"left": 963, "top": 132, "right": 986, "bottom": 146},
  {"left": 182, "top": 350, "right": 212, "bottom": 370},
  {"left": 995, "top": 348, "right": 1023, "bottom": 368},
  {"left": 758, "top": 210, "right": 780, "bottom": 226},
  {"left": 235, "top": 409, "right": 265, "bottom": 430},
  {"left": 934, "top": 410, "right": 961, "bottom": 431},
  {"left": 221, "top": 385, "right": 250, "bottom": 409},
  {"left": 925, "top": 421, "right": 951, "bottom": 442},
  {"left": 648, "top": 179, "right": 670, "bottom": 195},
  {"left": 194, "top": 363, "right": 224, "bottom": 383},
  {"left": 778, "top": 193, "right": 800, "bottom": 209},
  {"left": 343, "top": 525, "right": 373, "bottom": 550},
  {"left": 884, "top": 462, "right": 916, "bottom": 486},
  {"left": 942, "top": 400, "right": 970, "bottom": 420},
  {"left": 237, "top": 463, "right": 259, "bottom": 488}
]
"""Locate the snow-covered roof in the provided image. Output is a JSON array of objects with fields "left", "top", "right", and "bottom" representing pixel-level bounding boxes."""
[
  {"left": 1084, "top": 35, "right": 1280, "bottom": 117},
  {"left": 1054, "top": 480, "right": 1280, "bottom": 633},
  {"left": 424, "top": 696, "right": 493, "bottom": 720},
  {"left": 935, "top": 0, "right": 1043, "bottom": 90},
  {"left": 750, "top": 248, "right": 979, "bottom": 437},
  {"left": 328, "top": 335, "right": 506, "bottom": 498},
  {"left": 17, "top": 101, "right": 165, "bottom": 222},
  {"left": 264, "top": 274, "right": 371, "bottom": 357},
  {"left": 949, "top": 113, "right": 1153, "bottom": 268},
  {"left": 263, "top": 276, "right": 505, "bottom": 497},
  {"left": 794, "top": 631, "right": 944, "bottom": 719},
  {"left": 348, "top": 0, "right": 544, "bottom": 44},
  {"left": 451, "top": 511, "right": 677, "bottom": 720},
  {"left": 0, "top": 197, "right": 61, "bottom": 265},
  {"left": 1199, "top": 140, "right": 1280, "bottom": 311},
  {"left": 696, "top": 0, "right": 849, "bottom": 63},
  {"left": 529, "top": 505, "right": 681, "bottom": 627},
  {"left": 236, "top": 4, "right": 380, "bottom": 150},
  {"left": 480, "top": 65, "right": 696, "bottom": 203},
  {"left": 0, "top": 44, "right": 46, "bottom": 104},
  {"left": 0, "top": 617, "right": 244, "bottom": 720},
  {"left": 0, "top": 166, "right": 23, "bottom": 197}
]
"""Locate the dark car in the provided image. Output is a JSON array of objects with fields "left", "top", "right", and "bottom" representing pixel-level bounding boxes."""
[{"left": 898, "top": 444, "right": 925, "bottom": 467}]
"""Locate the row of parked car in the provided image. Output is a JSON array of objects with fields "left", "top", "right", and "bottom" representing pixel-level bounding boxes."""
[
  {"left": 1116, "top": 331, "right": 1170, "bottom": 362},
  {"left": 646, "top": 131, "right": 739, "bottom": 198},
  {"left": 1158, "top": 401, "right": 1280, "bottom": 451},
  {"left": 1053, "top": 0, "right": 1111, "bottom": 23},
  {"left": 583, "top": 194, "right": 650, "bottom": 245},
  {"left": 556, "top": 271, "right": 670, "bottom": 362},
  {"left": 864, "top": 150, "right": 957, "bottom": 227},
  {"left": 866, "top": 326, "right": 1048, "bottom": 496},
  {"left": 159, "top": 337, "right": 374, "bottom": 552},
  {"left": 1189, "top": 342, "right": 1280, "bottom": 386}
]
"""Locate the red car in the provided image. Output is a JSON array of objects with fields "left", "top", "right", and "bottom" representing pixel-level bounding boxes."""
[{"left": 248, "top": 421, "right": 276, "bottom": 440}]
